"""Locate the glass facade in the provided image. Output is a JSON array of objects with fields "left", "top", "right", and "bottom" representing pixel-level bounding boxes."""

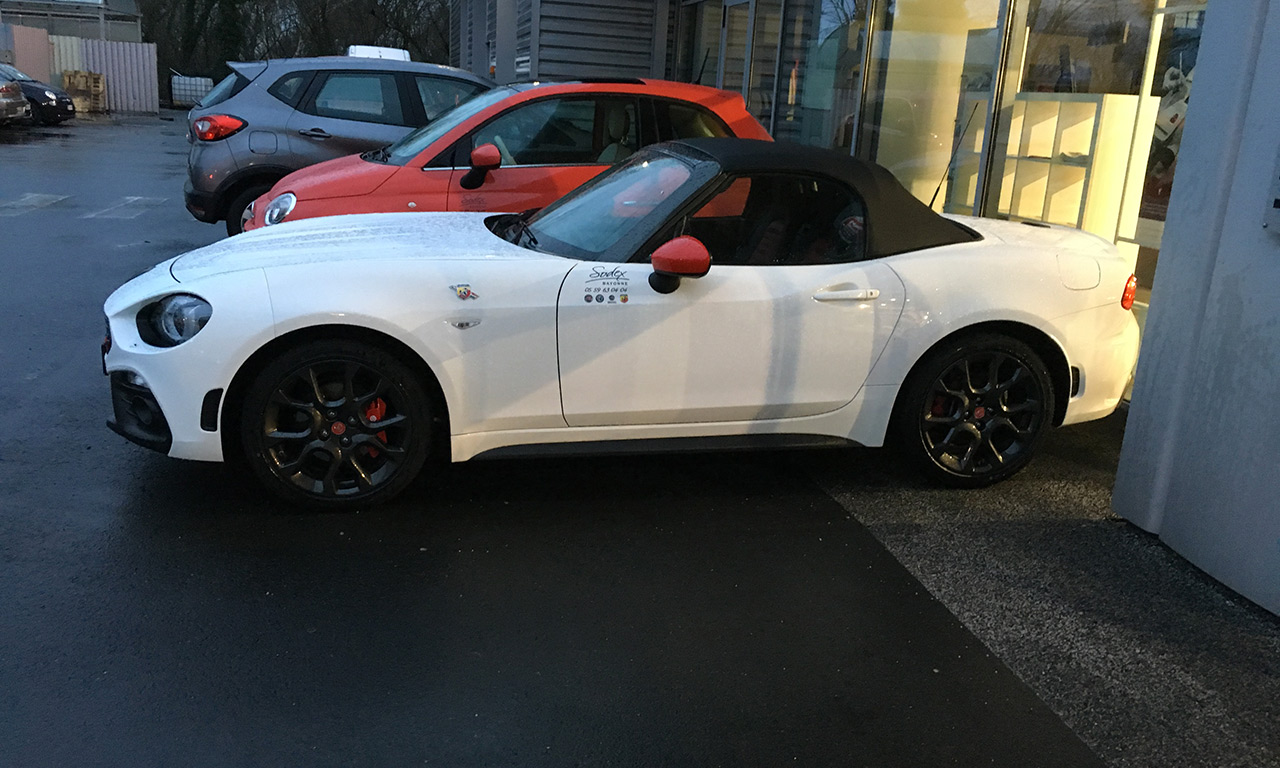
[{"left": 672, "top": 0, "right": 1208, "bottom": 311}]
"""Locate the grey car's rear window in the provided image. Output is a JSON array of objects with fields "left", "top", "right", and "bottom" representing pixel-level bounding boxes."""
[{"left": 200, "top": 72, "right": 248, "bottom": 108}]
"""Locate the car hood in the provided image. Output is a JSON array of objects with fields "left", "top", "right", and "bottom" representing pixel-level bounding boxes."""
[
  {"left": 18, "top": 80, "right": 67, "bottom": 98},
  {"left": 274, "top": 153, "right": 398, "bottom": 199},
  {"left": 170, "top": 211, "right": 552, "bottom": 282}
]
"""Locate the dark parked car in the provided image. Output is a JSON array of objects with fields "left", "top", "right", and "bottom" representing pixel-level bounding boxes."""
[
  {"left": 0, "top": 64, "right": 74, "bottom": 125},
  {"left": 185, "top": 56, "right": 493, "bottom": 235}
]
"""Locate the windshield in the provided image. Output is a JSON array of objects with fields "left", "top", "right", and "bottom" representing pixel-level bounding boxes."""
[
  {"left": 384, "top": 87, "right": 515, "bottom": 166},
  {"left": 520, "top": 152, "right": 718, "bottom": 262},
  {"left": 0, "top": 64, "right": 34, "bottom": 82}
]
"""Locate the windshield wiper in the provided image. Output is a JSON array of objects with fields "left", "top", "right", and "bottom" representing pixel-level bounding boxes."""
[
  {"left": 505, "top": 214, "right": 539, "bottom": 250},
  {"left": 361, "top": 145, "right": 391, "bottom": 163}
]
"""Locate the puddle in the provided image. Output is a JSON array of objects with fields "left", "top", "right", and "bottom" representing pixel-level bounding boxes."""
[{"left": 0, "top": 127, "right": 77, "bottom": 145}]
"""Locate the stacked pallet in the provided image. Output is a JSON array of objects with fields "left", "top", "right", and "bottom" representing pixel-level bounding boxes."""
[{"left": 62, "top": 70, "right": 107, "bottom": 113}]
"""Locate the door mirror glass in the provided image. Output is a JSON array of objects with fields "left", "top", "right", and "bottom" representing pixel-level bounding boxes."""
[
  {"left": 460, "top": 143, "right": 501, "bottom": 190},
  {"left": 649, "top": 236, "right": 710, "bottom": 294}
]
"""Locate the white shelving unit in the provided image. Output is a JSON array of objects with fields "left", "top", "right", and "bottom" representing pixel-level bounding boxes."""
[
  {"left": 997, "top": 92, "right": 1143, "bottom": 239},
  {"left": 943, "top": 92, "right": 1150, "bottom": 241}
]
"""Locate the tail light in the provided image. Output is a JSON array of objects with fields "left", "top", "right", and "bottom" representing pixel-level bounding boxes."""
[
  {"left": 1121, "top": 274, "right": 1137, "bottom": 310},
  {"left": 192, "top": 114, "right": 246, "bottom": 142},
  {"left": 0, "top": 82, "right": 19, "bottom": 96}
]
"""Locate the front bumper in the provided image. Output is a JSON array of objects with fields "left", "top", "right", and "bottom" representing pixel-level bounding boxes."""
[
  {"left": 102, "top": 262, "right": 276, "bottom": 462},
  {"left": 33, "top": 97, "right": 75, "bottom": 122},
  {"left": 106, "top": 371, "right": 173, "bottom": 453}
]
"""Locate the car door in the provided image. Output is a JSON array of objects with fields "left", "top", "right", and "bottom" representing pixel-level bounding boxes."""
[
  {"left": 285, "top": 70, "right": 413, "bottom": 167},
  {"left": 449, "top": 95, "right": 640, "bottom": 213},
  {"left": 345, "top": 74, "right": 492, "bottom": 215},
  {"left": 555, "top": 173, "right": 906, "bottom": 427}
]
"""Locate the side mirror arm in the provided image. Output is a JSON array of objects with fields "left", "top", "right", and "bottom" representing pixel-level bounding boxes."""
[
  {"left": 459, "top": 167, "right": 488, "bottom": 190},
  {"left": 648, "top": 272, "right": 682, "bottom": 294}
]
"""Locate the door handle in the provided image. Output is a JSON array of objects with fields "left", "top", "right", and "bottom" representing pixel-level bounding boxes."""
[
  {"left": 297, "top": 128, "right": 331, "bottom": 139},
  {"left": 813, "top": 288, "right": 880, "bottom": 302}
]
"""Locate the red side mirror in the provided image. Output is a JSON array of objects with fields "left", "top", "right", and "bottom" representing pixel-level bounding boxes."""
[
  {"left": 649, "top": 236, "right": 710, "bottom": 294},
  {"left": 460, "top": 144, "right": 502, "bottom": 190},
  {"left": 652, "top": 236, "right": 710, "bottom": 277},
  {"left": 471, "top": 143, "right": 501, "bottom": 170}
]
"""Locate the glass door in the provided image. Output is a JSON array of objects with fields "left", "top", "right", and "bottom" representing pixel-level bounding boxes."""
[
  {"left": 857, "top": 0, "right": 1003, "bottom": 210},
  {"left": 1115, "top": 1, "right": 1209, "bottom": 311},
  {"left": 718, "top": 1, "right": 752, "bottom": 93},
  {"left": 675, "top": 1, "right": 725, "bottom": 87}
]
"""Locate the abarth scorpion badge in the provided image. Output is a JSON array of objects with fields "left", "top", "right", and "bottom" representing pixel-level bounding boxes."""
[{"left": 450, "top": 284, "right": 479, "bottom": 300}]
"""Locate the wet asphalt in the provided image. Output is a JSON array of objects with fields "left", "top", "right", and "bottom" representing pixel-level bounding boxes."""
[{"left": 0, "top": 114, "right": 1275, "bottom": 767}]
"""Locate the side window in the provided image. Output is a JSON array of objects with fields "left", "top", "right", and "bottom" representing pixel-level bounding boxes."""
[
  {"left": 415, "top": 76, "right": 485, "bottom": 122},
  {"left": 680, "top": 174, "right": 866, "bottom": 266},
  {"left": 267, "top": 71, "right": 312, "bottom": 108},
  {"left": 471, "top": 97, "right": 638, "bottom": 166},
  {"left": 307, "top": 72, "right": 405, "bottom": 125},
  {"left": 654, "top": 100, "right": 733, "bottom": 141}
]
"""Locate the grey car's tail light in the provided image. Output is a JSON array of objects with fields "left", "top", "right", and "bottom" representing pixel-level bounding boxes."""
[{"left": 192, "top": 114, "right": 246, "bottom": 141}]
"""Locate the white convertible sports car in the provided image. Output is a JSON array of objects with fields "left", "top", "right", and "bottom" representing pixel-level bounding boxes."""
[{"left": 103, "top": 138, "right": 1139, "bottom": 508}]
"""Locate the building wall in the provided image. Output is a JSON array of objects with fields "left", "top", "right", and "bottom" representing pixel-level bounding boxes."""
[
  {"left": 452, "top": 0, "right": 666, "bottom": 82},
  {"left": 1112, "top": 0, "right": 1280, "bottom": 615},
  {"left": 534, "top": 0, "right": 657, "bottom": 79},
  {"left": 9, "top": 22, "right": 49, "bottom": 81},
  {"left": 0, "top": 11, "right": 141, "bottom": 43}
]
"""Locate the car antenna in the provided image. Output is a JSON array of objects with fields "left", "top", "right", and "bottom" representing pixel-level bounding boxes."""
[
  {"left": 930, "top": 101, "right": 981, "bottom": 210},
  {"left": 694, "top": 48, "right": 710, "bottom": 84}
]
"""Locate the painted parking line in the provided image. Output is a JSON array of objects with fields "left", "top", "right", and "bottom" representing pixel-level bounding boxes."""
[
  {"left": 81, "top": 196, "right": 168, "bottom": 219},
  {"left": 0, "top": 193, "right": 71, "bottom": 217}
]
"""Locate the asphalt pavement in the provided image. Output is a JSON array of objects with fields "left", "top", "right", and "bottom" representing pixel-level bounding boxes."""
[{"left": 0, "top": 113, "right": 1276, "bottom": 768}]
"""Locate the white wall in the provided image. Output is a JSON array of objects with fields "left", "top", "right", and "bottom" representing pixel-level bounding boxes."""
[{"left": 1112, "top": 0, "right": 1280, "bottom": 615}]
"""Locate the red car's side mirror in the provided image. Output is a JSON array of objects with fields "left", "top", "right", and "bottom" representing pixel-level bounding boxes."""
[
  {"left": 649, "top": 236, "right": 711, "bottom": 294},
  {"left": 460, "top": 143, "right": 502, "bottom": 190}
]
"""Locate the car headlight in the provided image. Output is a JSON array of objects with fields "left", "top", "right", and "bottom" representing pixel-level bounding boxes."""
[
  {"left": 263, "top": 192, "right": 296, "bottom": 226},
  {"left": 137, "top": 294, "right": 212, "bottom": 347},
  {"left": 43, "top": 90, "right": 57, "bottom": 102}
]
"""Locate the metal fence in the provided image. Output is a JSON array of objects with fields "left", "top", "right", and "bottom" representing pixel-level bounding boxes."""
[
  {"left": 50, "top": 35, "right": 83, "bottom": 79},
  {"left": 81, "top": 38, "right": 158, "bottom": 113}
]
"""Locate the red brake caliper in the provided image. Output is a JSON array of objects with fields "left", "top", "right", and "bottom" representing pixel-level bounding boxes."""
[
  {"left": 931, "top": 396, "right": 947, "bottom": 417},
  {"left": 365, "top": 398, "right": 388, "bottom": 458}
]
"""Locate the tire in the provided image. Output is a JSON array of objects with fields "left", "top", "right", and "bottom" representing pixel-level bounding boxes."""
[
  {"left": 238, "top": 339, "right": 433, "bottom": 509},
  {"left": 224, "top": 184, "right": 271, "bottom": 237},
  {"left": 890, "top": 333, "right": 1054, "bottom": 488},
  {"left": 27, "top": 100, "right": 44, "bottom": 126}
]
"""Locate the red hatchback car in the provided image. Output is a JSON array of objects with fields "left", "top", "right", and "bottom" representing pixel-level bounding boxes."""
[{"left": 243, "top": 79, "right": 771, "bottom": 231}]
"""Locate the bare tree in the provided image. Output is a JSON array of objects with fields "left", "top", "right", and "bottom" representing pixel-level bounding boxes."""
[{"left": 139, "top": 0, "right": 452, "bottom": 88}]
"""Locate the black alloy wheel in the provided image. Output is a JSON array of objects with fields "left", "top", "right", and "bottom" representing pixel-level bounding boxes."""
[
  {"left": 240, "top": 339, "right": 432, "bottom": 508},
  {"left": 893, "top": 334, "right": 1054, "bottom": 487}
]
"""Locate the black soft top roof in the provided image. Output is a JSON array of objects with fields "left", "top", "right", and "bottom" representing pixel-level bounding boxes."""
[{"left": 666, "top": 138, "right": 981, "bottom": 259}]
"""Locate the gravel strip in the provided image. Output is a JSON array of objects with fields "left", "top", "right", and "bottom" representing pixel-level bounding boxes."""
[{"left": 804, "top": 411, "right": 1280, "bottom": 768}]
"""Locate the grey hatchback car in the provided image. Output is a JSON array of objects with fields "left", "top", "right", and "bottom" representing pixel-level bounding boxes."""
[
  {"left": 0, "top": 72, "right": 32, "bottom": 126},
  {"left": 185, "top": 56, "right": 491, "bottom": 235}
]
